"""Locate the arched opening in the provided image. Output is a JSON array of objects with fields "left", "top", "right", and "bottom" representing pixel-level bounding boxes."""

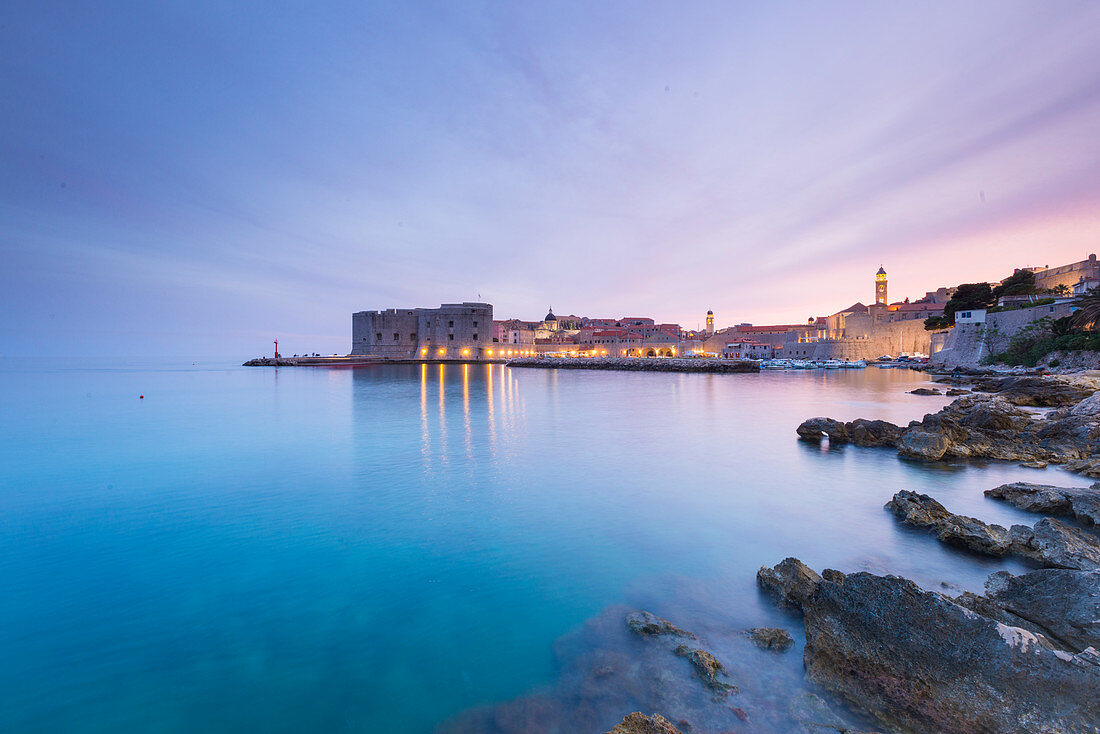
[
  {"left": 645, "top": 349, "right": 656, "bottom": 358},
  {"left": 659, "top": 348, "right": 671, "bottom": 357}
]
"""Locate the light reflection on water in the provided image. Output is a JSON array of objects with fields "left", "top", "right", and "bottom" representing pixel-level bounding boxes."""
[{"left": 0, "top": 360, "right": 1078, "bottom": 733}]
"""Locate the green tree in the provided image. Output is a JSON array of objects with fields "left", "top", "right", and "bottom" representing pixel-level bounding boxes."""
[
  {"left": 942, "top": 282, "right": 995, "bottom": 324},
  {"left": 991, "top": 270, "right": 1038, "bottom": 299}
]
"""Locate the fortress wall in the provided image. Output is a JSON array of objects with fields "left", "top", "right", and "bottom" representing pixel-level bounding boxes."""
[
  {"left": 930, "top": 301, "right": 1075, "bottom": 368},
  {"left": 774, "top": 321, "right": 928, "bottom": 360}
]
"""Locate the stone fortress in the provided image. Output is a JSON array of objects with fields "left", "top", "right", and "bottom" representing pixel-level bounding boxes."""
[{"left": 351, "top": 302, "right": 496, "bottom": 361}]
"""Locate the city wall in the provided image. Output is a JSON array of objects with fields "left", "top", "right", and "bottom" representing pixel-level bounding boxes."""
[
  {"left": 930, "top": 302, "right": 1074, "bottom": 368},
  {"left": 780, "top": 319, "right": 933, "bottom": 361}
]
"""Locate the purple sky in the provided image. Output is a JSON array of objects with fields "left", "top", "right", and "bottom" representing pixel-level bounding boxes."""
[{"left": 3, "top": 1, "right": 1100, "bottom": 357}]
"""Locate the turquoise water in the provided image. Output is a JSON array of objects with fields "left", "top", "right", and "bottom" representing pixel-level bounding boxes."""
[{"left": 0, "top": 360, "right": 1071, "bottom": 732}]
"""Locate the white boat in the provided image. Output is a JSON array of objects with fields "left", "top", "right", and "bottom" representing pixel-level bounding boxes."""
[
  {"left": 842, "top": 360, "right": 867, "bottom": 368},
  {"left": 822, "top": 359, "right": 844, "bottom": 369}
]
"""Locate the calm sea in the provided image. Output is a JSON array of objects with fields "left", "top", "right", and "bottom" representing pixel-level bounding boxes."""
[{"left": 0, "top": 360, "right": 1068, "bottom": 732}]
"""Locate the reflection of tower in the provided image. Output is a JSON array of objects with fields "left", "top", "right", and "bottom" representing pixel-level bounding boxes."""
[
  {"left": 875, "top": 266, "right": 888, "bottom": 305},
  {"left": 705, "top": 309, "right": 714, "bottom": 335}
]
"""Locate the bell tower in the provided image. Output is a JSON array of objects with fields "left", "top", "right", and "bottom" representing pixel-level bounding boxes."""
[
  {"left": 875, "top": 266, "right": 888, "bottom": 305},
  {"left": 705, "top": 309, "right": 714, "bottom": 335}
]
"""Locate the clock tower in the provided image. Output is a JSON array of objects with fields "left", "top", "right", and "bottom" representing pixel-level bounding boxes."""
[{"left": 875, "top": 266, "right": 888, "bottom": 306}]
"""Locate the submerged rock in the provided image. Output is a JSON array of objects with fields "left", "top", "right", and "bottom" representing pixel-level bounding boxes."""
[
  {"left": 674, "top": 645, "right": 736, "bottom": 696},
  {"left": 605, "top": 712, "right": 684, "bottom": 734},
  {"left": 885, "top": 490, "right": 1011, "bottom": 555},
  {"left": 627, "top": 611, "right": 696, "bottom": 639},
  {"left": 908, "top": 387, "right": 941, "bottom": 395},
  {"left": 746, "top": 627, "right": 794, "bottom": 652},
  {"left": 757, "top": 559, "right": 1100, "bottom": 733},
  {"left": 986, "top": 482, "right": 1100, "bottom": 525}
]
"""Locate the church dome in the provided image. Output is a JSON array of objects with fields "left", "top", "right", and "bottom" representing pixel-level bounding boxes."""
[{"left": 545, "top": 309, "right": 557, "bottom": 321}]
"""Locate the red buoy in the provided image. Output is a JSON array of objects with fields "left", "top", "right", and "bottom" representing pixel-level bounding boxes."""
[{"left": 140, "top": 395, "right": 144, "bottom": 399}]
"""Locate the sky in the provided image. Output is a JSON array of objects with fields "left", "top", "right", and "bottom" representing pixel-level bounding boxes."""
[{"left": 3, "top": 1, "right": 1100, "bottom": 357}]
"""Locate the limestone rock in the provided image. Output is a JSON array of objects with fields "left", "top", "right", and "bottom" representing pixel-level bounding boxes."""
[
  {"left": 746, "top": 627, "right": 794, "bottom": 651},
  {"left": 757, "top": 559, "right": 1100, "bottom": 733},
  {"left": 951, "top": 590, "right": 1059, "bottom": 648},
  {"left": 986, "top": 482, "right": 1100, "bottom": 525},
  {"left": 885, "top": 490, "right": 1011, "bottom": 555},
  {"left": 605, "top": 712, "right": 684, "bottom": 734},
  {"left": 908, "top": 387, "right": 941, "bottom": 395},
  {"left": 986, "top": 569, "right": 1100, "bottom": 653}
]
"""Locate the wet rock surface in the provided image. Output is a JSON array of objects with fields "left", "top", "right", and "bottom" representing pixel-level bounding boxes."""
[
  {"left": 757, "top": 559, "right": 1100, "bottom": 734},
  {"left": 886, "top": 491, "right": 1100, "bottom": 570},
  {"left": 885, "top": 491, "right": 1011, "bottom": 555},
  {"left": 758, "top": 557, "right": 824, "bottom": 608},
  {"left": 970, "top": 375, "right": 1094, "bottom": 406},
  {"left": 907, "top": 387, "right": 941, "bottom": 395},
  {"left": 1008, "top": 517, "right": 1100, "bottom": 571},
  {"left": 605, "top": 712, "right": 684, "bottom": 734},
  {"left": 986, "top": 569, "right": 1100, "bottom": 653},
  {"left": 986, "top": 481, "right": 1100, "bottom": 525},
  {"left": 794, "top": 418, "right": 903, "bottom": 447},
  {"left": 798, "top": 383, "right": 1100, "bottom": 469}
]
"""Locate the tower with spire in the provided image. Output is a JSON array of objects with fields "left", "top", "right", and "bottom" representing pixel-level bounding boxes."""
[
  {"left": 705, "top": 309, "right": 714, "bottom": 335},
  {"left": 875, "top": 266, "right": 888, "bottom": 306}
]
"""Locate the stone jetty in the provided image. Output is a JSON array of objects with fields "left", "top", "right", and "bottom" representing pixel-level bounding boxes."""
[{"left": 506, "top": 357, "right": 759, "bottom": 373}]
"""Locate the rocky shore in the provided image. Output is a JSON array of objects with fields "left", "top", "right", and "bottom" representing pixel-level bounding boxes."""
[
  {"left": 768, "top": 371, "right": 1100, "bottom": 731},
  {"left": 797, "top": 375, "right": 1100, "bottom": 474},
  {"left": 757, "top": 557, "right": 1100, "bottom": 733},
  {"left": 506, "top": 357, "right": 760, "bottom": 373}
]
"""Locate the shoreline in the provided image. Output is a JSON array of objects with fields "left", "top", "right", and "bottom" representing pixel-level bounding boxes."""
[{"left": 506, "top": 356, "right": 760, "bottom": 373}]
